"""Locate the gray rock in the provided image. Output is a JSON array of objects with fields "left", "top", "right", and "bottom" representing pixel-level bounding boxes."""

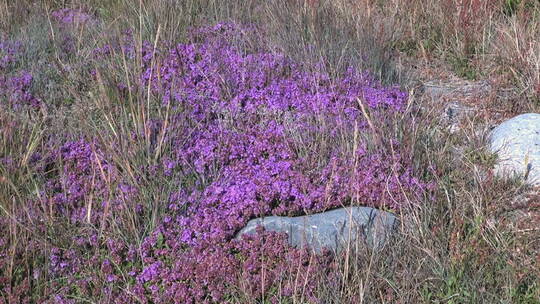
[
  {"left": 489, "top": 113, "right": 540, "bottom": 184},
  {"left": 421, "top": 80, "right": 486, "bottom": 133},
  {"left": 445, "top": 101, "right": 473, "bottom": 122},
  {"left": 423, "top": 80, "right": 491, "bottom": 100},
  {"left": 443, "top": 101, "right": 474, "bottom": 133},
  {"left": 236, "top": 207, "right": 398, "bottom": 253}
]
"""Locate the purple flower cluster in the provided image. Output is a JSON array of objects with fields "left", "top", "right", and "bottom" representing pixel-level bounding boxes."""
[
  {"left": 51, "top": 8, "right": 93, "bottom": 26},
  {"left": 50, "top": 8, "right": 96, "bottom": 57},
  {"left": 93, "top": 29, "right": 157, "bottom": 63},
  {"left": 1, "top": 22, "right": 429, "bottom": 303},
  {"left": 0, "top": 39, "right": 41, "bottom": 109},
  {"left": 2, "top": 71, "right": 41, "bottom": 108},
  {"left": 113, "top": 23, "right": 425, "bottom": 302},
  {"left": 140, "top": 22, "right": 419, "bottom": 239},
  {"left": 45, "top": 139, "right": 118, "bottom": 222},
  {"left": 0, "top": 40, "right": 22, "bottom": 70},
  {"left": 128, "top": 228, "right": 332, "bottom": 303}
]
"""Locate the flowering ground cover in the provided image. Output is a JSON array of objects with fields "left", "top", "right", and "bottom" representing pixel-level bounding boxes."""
[
  {"left": 0, "top": 10, "right": 430, "bottom": 303},
  {"left": 1, "top": 2, "right": 538, "bottom": 303}
]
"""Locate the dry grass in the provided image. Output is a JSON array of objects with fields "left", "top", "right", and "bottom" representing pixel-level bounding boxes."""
[
  {"left": 392, "top": 0, "right": 540, "bottom": 111},
  {"left": 493, "top": 12, "right": 540, "bottom": 110}
]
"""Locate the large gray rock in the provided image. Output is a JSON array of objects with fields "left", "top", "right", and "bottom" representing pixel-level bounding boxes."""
[
  {"left": 236, "top": 207, "right": 397, "bottom": 253},
  {"left": 490, "top": 113, "right": 540, "bottom": 184}
]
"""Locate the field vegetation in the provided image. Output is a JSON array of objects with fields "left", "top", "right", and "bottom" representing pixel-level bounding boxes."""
[{"left": 1, "top": 0, "right": 539, "bottom": 303}]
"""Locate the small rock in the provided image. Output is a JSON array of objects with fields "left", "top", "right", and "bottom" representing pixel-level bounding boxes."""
[
  {"left": 489, "top": 113, "right": 540, "bottom": 184},
  {"left": 443, "top": 101, "right": 474, "bottom": 133},
  {"left": 445, "top": 101, "right": 473, "bottom": 121},
  {"left": 236, "top": 207, "right": 397, "bottom": 253}
]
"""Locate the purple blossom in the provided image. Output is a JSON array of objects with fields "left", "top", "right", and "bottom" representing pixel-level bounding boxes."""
[
  {"left": 138, "top": 261, "right": 163, "bottom": 284},
  {"left": 51, "top": 8, "right": 93, "bottom": 26},
  {"left": 1, "top": 71, "right": 41, "bottom": 108},
  {"left": 0, "top": 40, "right": 22, "bottom": 69}
]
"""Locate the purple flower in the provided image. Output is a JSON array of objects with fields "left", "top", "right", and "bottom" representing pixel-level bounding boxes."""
[
  {"left": 138, "top": 261, "right": 163, "bottom": 283},
  {"left": 107, "top": 274, "right": 118, "bottom": 282}
]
